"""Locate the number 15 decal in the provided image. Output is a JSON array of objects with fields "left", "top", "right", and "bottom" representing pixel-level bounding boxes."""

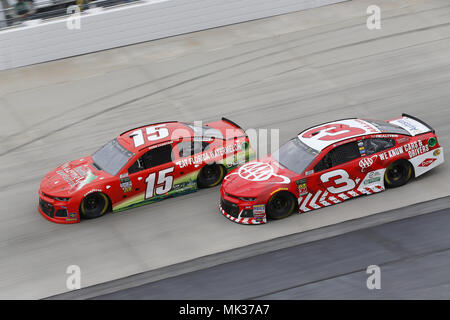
[
  {"left": 132, "top": 124, "right": 170, "bottom": 148},
  {"left": 145, "top": 167, "right": 174, "bottom": 199},
  {"left": 320, "top": 169, "right": 356, "bottom": 194}
]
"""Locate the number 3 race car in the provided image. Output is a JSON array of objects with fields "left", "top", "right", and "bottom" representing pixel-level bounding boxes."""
[
  {"left": 220, "top": 114, "right": 444, "bottom": 224},
  {"left": 38, "top": 118, "right": 252, "bottom": 223}
]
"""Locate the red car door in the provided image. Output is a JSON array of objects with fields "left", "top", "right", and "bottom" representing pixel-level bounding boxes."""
[
  {"left": 301, "top": 140, "right": 363, "bottom": 211},
  {"left": 113, "top": 143, "right": 176, "bottom": 211}
]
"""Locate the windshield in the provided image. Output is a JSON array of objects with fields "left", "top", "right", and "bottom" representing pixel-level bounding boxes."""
[
  {"left": 365, "top": 119, "right": 409, "bottom": 135},
  {"left": 272, "top": 138, "right": 319, "bottom": 174},
  {"left": 92, "top": 139, "right": 135, "bottom": 176}
]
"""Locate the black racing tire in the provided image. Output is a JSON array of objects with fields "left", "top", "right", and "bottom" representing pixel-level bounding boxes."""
[
  {"left": 80, "top": 192, "right": 109, "bottom": 219},
  {"left": 384, "top": 160, "right": 413, "bottom": 188},
  {"left": 197, "top": 164, "right": 225, "bottom": 188},
  {"left": 266, "top": 191, "right": 297, "bottom": 220}
]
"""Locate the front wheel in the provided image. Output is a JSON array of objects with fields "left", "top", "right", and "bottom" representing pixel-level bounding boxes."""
[
  {"left": 197, "top": 164, "right": 225, "bottom": 188},
  {"left": 266, "top": 191, "right": 296, "bottom": 220},
  {"left": 80, "top": 192, "right": 109, "bottom": 219},
  {"left": 384, "top": 160, "right": 413, "bottom": 188}
]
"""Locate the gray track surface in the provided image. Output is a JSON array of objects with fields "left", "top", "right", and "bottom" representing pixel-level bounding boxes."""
[
  {"left": 1, "top": 0, "right": 450, "bottom": 299},
  {"left": 94, "top": 205, "right": 450, "bottom": 300}
]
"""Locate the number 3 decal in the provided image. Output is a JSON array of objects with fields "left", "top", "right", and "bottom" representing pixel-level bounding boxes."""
[
  {"left": 320, "top": 169, "right": 355, "bottom": 194},
  {"left": 302, "top": 124, "right": 365, "bottom": 141},
  {"left": 145, "top": 167, "right": 174, "bottom": 199}
]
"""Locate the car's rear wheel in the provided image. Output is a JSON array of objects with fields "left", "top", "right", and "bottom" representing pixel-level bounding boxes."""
[
  {"left": 80, "top": 192, "right": 109, "bottom": 219},
  {"left": 197, "top": 164, "right": 225, "bottom": 188},
  {"left": 384, "top": 160, "right": 413, "bottom": 188},
  {"left": 266, "top": 191, "right": 296, "bottom": 220}
]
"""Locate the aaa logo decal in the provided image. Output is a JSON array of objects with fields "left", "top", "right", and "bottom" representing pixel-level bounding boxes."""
[
  {"left": 227, "top": 162, "right": 290, "bottom": 184},
  {"left": 359, "top": 155, "right": 378, "bottom": 170}
]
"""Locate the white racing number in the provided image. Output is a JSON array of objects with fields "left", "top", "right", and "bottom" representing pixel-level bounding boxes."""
[
  {"left": 132, "top": 125, "right": 170, "bottom": 148},
  {"left": 320, "top": 169, "right": 356, "bottom": 194},
  {"left": 145, "top": 167, "right": 175, "bottom": 199},
  {"left": 302, "top": 124, "right": 365, "bottom": 142}
]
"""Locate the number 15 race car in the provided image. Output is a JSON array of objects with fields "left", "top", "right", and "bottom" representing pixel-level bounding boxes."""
[
  {"left": 38, "top": 118, "right": 252, "bottom": 223},
  {"left": 220, "top": 114, "right": 444, "bottom": 224}
]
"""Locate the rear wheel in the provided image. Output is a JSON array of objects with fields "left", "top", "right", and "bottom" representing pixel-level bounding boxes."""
[
  {"left": 266, "top": 191, "right": 296, "bottom": 220},
  {"left": 80, "top": 192, "right": 109, "bottom": 219},
  {"left": 197, "top": 164, "right": 225, "bottom": 188},
  {"left": 384, "top": 160, "right": 413, "bottom": 188}
]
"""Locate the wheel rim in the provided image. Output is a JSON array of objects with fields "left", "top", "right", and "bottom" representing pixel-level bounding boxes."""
[
  {"left": 200, "top": 165, "right": 223, "bottom": 186},
  {"left": 82, "top": 193, "right": 107, "bottom": 217},
  {"left": 268, "top": 193, "right": 294, "bottom": 219},
  {"left": 387, "top": 164, "right": 406, "bottom": 182}
]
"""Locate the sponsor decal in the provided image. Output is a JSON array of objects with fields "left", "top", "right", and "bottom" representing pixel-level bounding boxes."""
[
  {"left": 56, "top": 164, "right": 97, "bottom": 189},
  {"left": 66, "top": 212, "right": 77, "bottom": 221},
  {"left": 175, "top": 143, "right": 243, "bottom": 169},
  {"left": 397, "top": 137, "right": 410, "bottom": 144},
  {"left": 253, "top": 204, "right": 265, "bottom": 217},
  {"left": 379, "top": 146, "right": 405, "bottom": 161},
  {"left": 434, "top": 149, "right": 441, "bottom": 157},
  {"left": 373, "top": 134, "right": 399, "bottom": 139},
  {"left": 428, "top": 137, "right": 437, "bottom": 148},
  {"left": 148, "top": 140, "right": 173, "bottom": 150},
  {"left": 359, "top": 155, "right": 378, "bottom": 170},
  {"left": 364, "top": 176, "right": 381, "bottom": 185},
  {"left": 358, "top": 141, "right": 366, "bottom": 157},
  {"left": 404, "top": 140, "right": 429, "bottom": 158},
  {"left": 418, "top": 158, "right": 437, "bottom": 167},
  {"left": 120, "top": 176, "right": 133, "bottom": 193},
  {"left": 226, "top": 162, "right": 291, "bottom": 183},
  {"left": 296, "top": 178, "right": 308, "bottom": 196},
  {"left": 397, "top": 119, "right": 419, "bottom": 132},
  {"left": 172, "top": 180, "right": 196, "bottom": 191},
  {"left": 83, "top": 189, "right": 103, "bottom": 197}
]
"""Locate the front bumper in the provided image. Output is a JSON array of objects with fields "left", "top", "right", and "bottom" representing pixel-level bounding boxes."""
[
  {"left": 38, "top": 191, "right": 79, "bottom": 224},
  {"left": 219, "top": 195, "right": 266, "bottom": 225}
]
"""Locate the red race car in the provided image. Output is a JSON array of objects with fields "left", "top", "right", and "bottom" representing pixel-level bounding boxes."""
[
  {"left": 220, "top": 114, "right": 444, "bottom": 224},
  {"left": 39, "top": 118, "right": 252, "bottom": 223}
]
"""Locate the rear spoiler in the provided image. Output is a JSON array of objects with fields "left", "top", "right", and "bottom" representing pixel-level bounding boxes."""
[
  {"left": 388, "top": 114, "right": 435, "bottom": 136},
  {"left": 221, "top": 117, "right": 244, "bottom": 131},
  {"left": 204, "top": 117, "right": 247, "bottom": 140},
  {"left": 402, "top": 113, "right": 435, "bottom": 134}
]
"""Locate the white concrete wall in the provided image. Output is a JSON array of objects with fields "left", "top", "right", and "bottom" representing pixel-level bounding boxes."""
[{"left": 0, "top": 0, "right": 345, "bottom": 70}]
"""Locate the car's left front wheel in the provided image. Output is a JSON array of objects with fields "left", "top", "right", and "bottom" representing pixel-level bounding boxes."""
[{"left": 80, "top": 192, "right": 109, "bottom": 219}]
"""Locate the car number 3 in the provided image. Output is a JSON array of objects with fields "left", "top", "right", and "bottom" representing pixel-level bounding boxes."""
[
  {"left": 320, "top": 169, "right": 356, "bottom": 194},
  {"left": 302, "top": 124, "right": 365, "bottom": 141},
  {"left": 145, "top": 167, "right": 175, "bottom": 199}
]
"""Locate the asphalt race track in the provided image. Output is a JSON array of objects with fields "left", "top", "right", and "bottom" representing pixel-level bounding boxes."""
[
  {"left": 93, "top": 205, "right": 450, "bottom": 299},
  {"left": 1, "top": 0, "right": 450, "bottom": 299}
]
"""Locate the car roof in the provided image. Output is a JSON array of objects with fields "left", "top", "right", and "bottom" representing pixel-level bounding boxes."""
[
  {"left": 117, "top": 121, "right": 223, "bottom": 153},
  {"left": 298, "top": 118, "right": 382, "bottom": 152},
  {"left": 117, "top": 121, "right": 196, "bottom": 153}
]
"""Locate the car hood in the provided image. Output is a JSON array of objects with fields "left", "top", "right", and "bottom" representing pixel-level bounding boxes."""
[
  {"left": 40, "top": 156, "right": 108, "bottom": 196},
  {"left": 222, "top": 157, "right": 298, "bottom": 197}
]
